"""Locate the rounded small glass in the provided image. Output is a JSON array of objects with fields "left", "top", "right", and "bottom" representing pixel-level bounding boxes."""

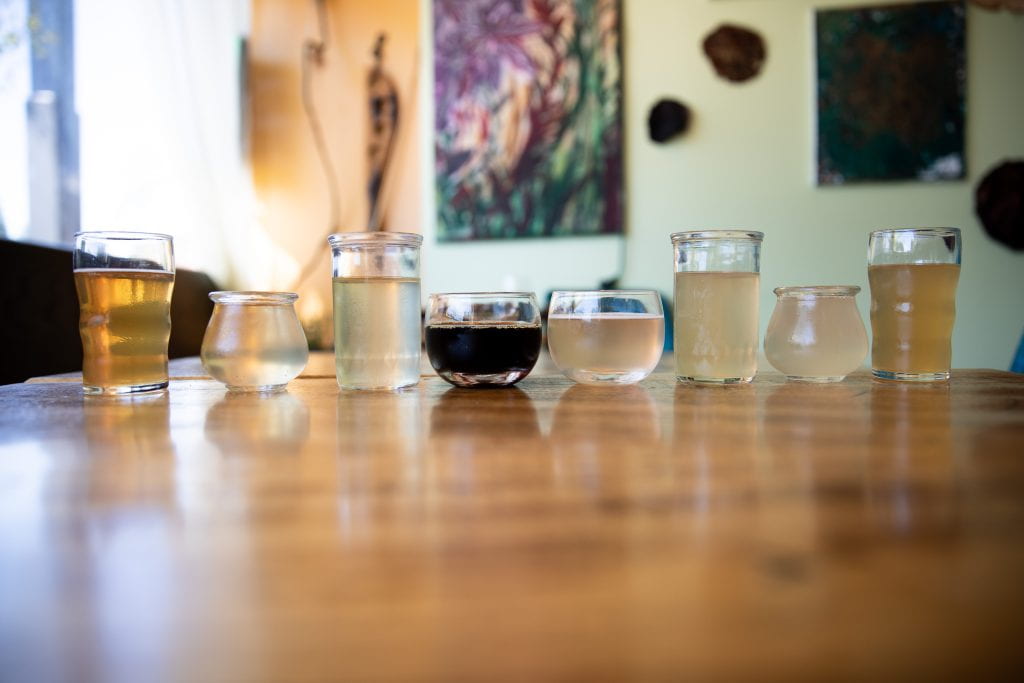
[
  {"left": 73, "top": 231, "right": 175, "bottom": 395},
  {"left": 670, "top": 230, "right": 763, "bottom": 384},
  {"left": 764, "top": 286, "right": 868, "bottom": 383},
  {"left": 201, "top": 291, "right": 309, "bottom": 393},
  {"left": 867, "top": 227, "right": 961, "bottom": 382},
  {"left": 425, "top": 292, "right": 542, "bottom": 387},
  {"left": 328, "top": 231, "right": 422, "bottom": 390},
  {"left": 548, "top": 290, "right": 665, "bottom": 385}
]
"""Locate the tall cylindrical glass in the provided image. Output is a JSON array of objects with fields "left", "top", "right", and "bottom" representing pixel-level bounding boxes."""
[
  {"left": 73, "top": 231, "right": 175, "bottom": 395},
  {"left": 867, "top": 227, "right": 961, "bottom": 382},
  {"left": 328, "top": 231, "right": 422, "bottom": 390},
  {"left": 671, "top": 230, "right": 763, "bottom": 384}
]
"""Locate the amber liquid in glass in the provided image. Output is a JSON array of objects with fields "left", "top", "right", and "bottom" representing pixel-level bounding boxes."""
[
  {"left": 74, "top": 269, "right": 174, "bottom": 392},
  {"left": 674, "top": 271, "right": 759, "bottom": 382},
  {"left": 869, "top": 263, "right": 960, "bottom": 378}
]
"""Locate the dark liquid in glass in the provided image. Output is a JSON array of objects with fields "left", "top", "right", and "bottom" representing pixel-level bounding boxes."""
[{"left": 425, "top": 322, "right": 542, "bottom": 387}]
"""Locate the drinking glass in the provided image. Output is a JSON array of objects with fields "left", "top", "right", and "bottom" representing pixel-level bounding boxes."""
[
  {"left": 868, "top": 228, "right": 961, "bottom": 381},
  {"left": 764, "top": 286, "right": 868, "bottom": 382},
  {"left": 201, "top": 292, "right": 309, "bottom": 392},
  {"left": 548, "top": 290, "right": 665, "bottom": 384},
  {"left": 671, "top": 230, "right": 763, "bottom": 383},
  {"left": 328, "top": 231, "right": 422, "bottom": 390},
  {"left": 425, "top": 292, "right": 542, "bottom": 387},
  {"left": 73, "top": 231, "right": 175, "bottom": 395}
]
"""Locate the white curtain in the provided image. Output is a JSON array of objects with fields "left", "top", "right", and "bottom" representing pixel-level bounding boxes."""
[{"left": 75, "top": 0, "right": 259, "bottom": 286}]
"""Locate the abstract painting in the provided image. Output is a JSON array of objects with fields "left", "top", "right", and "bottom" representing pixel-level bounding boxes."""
[
  {"left": 815, "top": 1, "right": 966, "bottom": 185},
  {"left": 434, "top": 0, "right": 622, "bottom": 241}
]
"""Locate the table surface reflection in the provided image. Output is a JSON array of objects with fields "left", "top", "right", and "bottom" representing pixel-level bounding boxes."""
[{"left": 2, "top": 353, "right": 1023, "bottom": 681}]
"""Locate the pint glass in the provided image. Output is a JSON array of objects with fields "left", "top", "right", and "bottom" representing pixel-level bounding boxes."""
[
  {"left": 73, "top": 231, "right": 175, "bottom": 395},
  {"left": 328, "top": 232, "right": 422, "bottom": 390},
  {"left": 868, "top": 227, "right": 961, "bottom": 381}
]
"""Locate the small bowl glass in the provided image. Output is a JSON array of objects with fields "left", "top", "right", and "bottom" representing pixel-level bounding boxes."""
[
  {"left": 548, "top": 290, "right": 665, "bottom": 385},
  {"left": 764, "top": 285, "right": 868, "bottom": 382},
  {"left": 201, "top": 291, "right": 309, "bottom": 392},
  {"left": 425, "top": 292, "right": 542, "bottom": 387}
]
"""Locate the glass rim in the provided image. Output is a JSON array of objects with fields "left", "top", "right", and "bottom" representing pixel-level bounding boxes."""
[
  {"left": 550, "top": 289, "right": 660, "bottom": 297},
  {"left": 670, "top": 230, "right": 764, "bottom": 243},
  {"left": 869, "top": 227, "right": 961, "bottom": 239},
  {"left": 327, "top": 231, "right": 423, "bottom": 247},
  {"left": 209, "top": 291, "right": 298, "bottom": 304},
  {"left": 429, "top": 291, "right": 537, "bottom": 299},
  {"left": 74, "top": 230, "right": 173, "bottom": 241},
  {"left": 773, "top": 285, "right": 861, "bottom": 298}
]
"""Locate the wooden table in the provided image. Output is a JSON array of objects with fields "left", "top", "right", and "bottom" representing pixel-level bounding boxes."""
[{"left": 2, "top": 353, "right": 1023, "bottom": 681}]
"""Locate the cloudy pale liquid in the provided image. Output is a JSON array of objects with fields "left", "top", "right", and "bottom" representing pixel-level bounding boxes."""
[
  {"left": 202, "top": 305, "right": 308, "bottom": 389},
  {"left": 869, "top": 263, "right": 960, "bottom": 376},
  {"left": 764, "top": 297, "right": 868, "bottom": 379},
  {"left": 333, "top": 276, "right": 420, "bottom": 389},
  {"left": 674, "top": 271, "right": 759, "bottom": 382},
  {"left": 548, "top": 313, "right": 664, "bottom": 383},
  {"left": 74, "top": 269, "right": 174, "bottom": 390}
]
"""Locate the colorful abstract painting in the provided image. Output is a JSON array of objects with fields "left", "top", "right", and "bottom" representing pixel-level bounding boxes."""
[
  {"left": 434, "top": 0, "right": 622, "bottom": 241},
  {"left": 815, "top": 1, "right": 966, "bottom": 185}
]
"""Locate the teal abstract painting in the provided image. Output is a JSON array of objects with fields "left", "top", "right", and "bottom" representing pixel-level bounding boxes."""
[{"left": 815, "top": 1, "right": 966, "bottom": 185}]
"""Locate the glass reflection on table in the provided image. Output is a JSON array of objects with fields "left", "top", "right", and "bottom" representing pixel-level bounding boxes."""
[
  {"left": 203, "top": 390, "right": 311, "bottom": 456},
  {"left": 867, "top": 380, "right": 955, "bottom": 536},
  {"left": 761, "top": 381, "right": 870, "bottom": 557},
  {"left": 427, "top": 386, "right": 542, "bottom": 497},
  {"left": 549, "top": 383, "right": 661, "bottom": 498}
]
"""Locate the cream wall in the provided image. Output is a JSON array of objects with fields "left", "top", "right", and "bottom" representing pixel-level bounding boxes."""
[
  {"left": 416, "top": 1, "right": 1024, "bottom": 369},
  {"left": 249, "top": 0, "right": 421, "bottom": 338}
]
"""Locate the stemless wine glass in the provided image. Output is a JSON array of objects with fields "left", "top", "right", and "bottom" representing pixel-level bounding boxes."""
[
  {"left": 671, "top": 230, "right": 763, "bottom": 383},
  {"left": 201, "top": 292, "right": 309, "bottom": 392},
  {"left": 425, "top": 292, "right": 542, "bottom": 387},
  {"left": 548, "top": 290, "right": 665, "bottom": 384},
  {"left": 73, "top": 231, "right": 175, "bottom": 395},
  {"left": 764, "top": 286, "right": 868, "bottom": 382},
  {"left": 328, "top": 232, "right": 422, "bottom": 390},
  {"left": 868, "top": 227, "right": 961, "bottom": 381}
]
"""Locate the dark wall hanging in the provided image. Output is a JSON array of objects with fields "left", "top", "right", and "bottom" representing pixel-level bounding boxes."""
[
  {"left": 702, "top": 24, "right": 766, "bottom": 83},
  {"left": 969, "top": 0, "right": 1024, "bottom": 13},
  {"left": 434, "top": 0, "right": 623, "bottom": 241},
  {"left": 815, "top": 1, "right": 966, "bottom": 185},
  {"left": 647, "top": 99, "right": 691, "bottom": 143},
  {"left": 975, "top": 160, "right": 1024, "bottom": 251}
]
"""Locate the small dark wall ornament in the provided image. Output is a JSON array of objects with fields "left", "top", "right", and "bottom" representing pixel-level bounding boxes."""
[
  {"left": 702, "top": 24, "right": 766, "bottom": 83},
  {"left": 975, "top": 160, "right": 1024, "bottom": 251},
  {"left": 648, "top": 99, "right": 691, "bottom": 143}
]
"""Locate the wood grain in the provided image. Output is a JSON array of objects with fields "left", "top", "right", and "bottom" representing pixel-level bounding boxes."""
[{"left": 2, "top": 354, "right": 1023, "bottom": 681}]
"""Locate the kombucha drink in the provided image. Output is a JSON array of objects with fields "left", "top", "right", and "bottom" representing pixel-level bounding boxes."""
[
  {"left": 674, "top": 271, "right": 759, "bottom": 382},
  {"left": 332, "top": 276, "right": 420, "bottom": 389},
  {"left": 548, "top": 313, "right": 664, "bottom": 384},
  {"left": 868, "top": 263, "right": 960, "bottom": 378},
  {"left": 425, "top": 322, "right": 542, "bottom": 387},
  {"left": 764, "top": 292, "right": 868, "bottom": 381},
  {"left": 201, "top": 302, "right": 308, "bottom": 390},
  {"left": 74, "top": 269, "right": 174, "bottom": 391}
]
